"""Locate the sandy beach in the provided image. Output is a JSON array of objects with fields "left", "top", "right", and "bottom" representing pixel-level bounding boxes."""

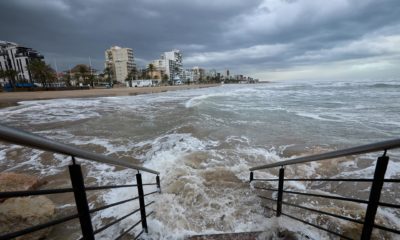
[{"left": 0, "top": 84, "right": 219, "bottom": 108}]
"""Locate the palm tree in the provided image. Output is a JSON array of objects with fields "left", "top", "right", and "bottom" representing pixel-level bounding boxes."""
[
  {"left": 104, "top": 67, "right": 113, "bottom": 87},
  {"left": 0, "top": 70, "right": 7, "bottom": 86},
  {"left": 126, "top": 67, "right": 137, "bottom": 87},
  {"left": 0, "top": 69, "right": 19, "bottom": 90},
  {"left": 162, "top": 74, "right": 169, "bottom": 86},
  {"left": 137, "top": 68, "right": 146, "bottom": 80},
  {"left": 87, "top": 74, "right": 95, "bottom": 88},
  {"left": 148, "top": 64, "right": 155, "bottom": 78},
  {"left": 63, "top": 73, "right": 72, "bottom": 87},
  {"left": 0, "top": 70, "right": 11, "bottom": 89},
  {"left": 76, "top": 65, "right": 90, "bottom": 85},
  {"left": 5, "top": 70, "right": 18, "bottom": 89},
  {"left": 27, "top": 60, "right": 55, "bottom": 88}
]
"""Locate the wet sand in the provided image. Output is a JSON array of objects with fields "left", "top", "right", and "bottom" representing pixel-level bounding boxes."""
[{"left": 0, "top": 84, "right": 219, "bottom": 107}]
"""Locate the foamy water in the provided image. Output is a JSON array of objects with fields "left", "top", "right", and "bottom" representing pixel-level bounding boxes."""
[{"left": 0, "top": 79, "right": 399, "bottom": 239}]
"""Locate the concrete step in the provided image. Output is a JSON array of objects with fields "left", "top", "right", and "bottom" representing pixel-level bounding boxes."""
[{"left": 186, "top": 232, "right": 263, "bottom": 240}]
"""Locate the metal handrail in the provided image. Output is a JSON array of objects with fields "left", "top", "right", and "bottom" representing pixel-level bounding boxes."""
[
  {"left": 250, "top": 139, "right": 400, "bottom": 239},
  {"left": 0, "top": 124, "right": 159, "bottom": 174},
  {"left": 250, "top": 138, "right": 400, "bottom": 171}
]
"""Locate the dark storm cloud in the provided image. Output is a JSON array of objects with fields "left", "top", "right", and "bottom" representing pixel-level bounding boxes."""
[
  {"left": 1, "top": 0, "right": 399, "bottom": 79},
  {"left": 0, "top": 0, "right": 261, "bottom": 70}
]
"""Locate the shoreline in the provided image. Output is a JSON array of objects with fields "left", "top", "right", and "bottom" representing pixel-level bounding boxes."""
[{"left": 0, "top": 84, "right": 220, "bottom": 108}]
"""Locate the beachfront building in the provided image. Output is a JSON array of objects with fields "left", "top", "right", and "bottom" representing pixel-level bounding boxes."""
[
  {"left": 163, "top": 50, "right": 183, "bottom": 81},
  {"left": 183, "top": 69, "right": 194, "bottom": 83},
  {"left": 148, "top": 59, "right": 165, "bottom": 80},
  {"left": 206, "top": 69, "right": 217, "bottom": 78},
  {"left": 105, "top": 46, "right": 135, "bottom": 84},
  {"left": 234, "top": 74, "right": 244, "bottom": 81},
  {"left": 152, "top": 50, "right": 183, "bottom": 82},
  {"left": 0, "top": 41, "right": 44, "bottom": 86},
  {"left": 192, "top": 66, "right": 205, "bottom": 82},
  {"left": 62, "top": 64, "right": 99, "bottom": 87}
]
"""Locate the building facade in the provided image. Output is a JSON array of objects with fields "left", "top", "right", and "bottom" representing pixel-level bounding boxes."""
[
  {"left": 105, "top": 46, "right": 135, "bottom": 83},
  {"left": 148, "top": 59, "right": 165, "bottom": 80},
  {"left": 192, "top": 66, "right": 205, "bottom": 82},
  {"left": 207, "top": 69, "right": 217, "bottom": 78},
  {"left": 0, "top": 41, "right": 44, "bottom": 86},
  {"left": 163, "top": 50, "right": 183, "bottom": 81},
  {"left": 183, "top": 69, "right": 194, "bottom": 83},
  {"left": 151, "top": 50, "right": 183, "bottom": 82}
]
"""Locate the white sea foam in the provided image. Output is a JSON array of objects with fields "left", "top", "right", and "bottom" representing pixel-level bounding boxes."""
[
  {"left": 339, "top": 160, "right": 400, "bottom": 179},
  {"left": 90, "top": 132, "right": 315, "bottom": 239},
  {"left": 184, "top": 86, "right": 263, "bottom": 108},
  {"left": 185, "top": 92, "right": 231, "bottom": 108},
  {"left": 0, "top": 147, "right": 8, "bottom": 164},
  {"left": 0, "top": 98, "right": 102, "bottom": 124},
  {"left": 226, "top": 135, "right": 250, "bottom": 145},
  {"left": 294, "top": 111, "right": 343, "bottom": 122}
]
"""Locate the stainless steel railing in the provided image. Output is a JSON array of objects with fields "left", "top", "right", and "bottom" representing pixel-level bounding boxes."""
[
  {"left": 249, "top": 139, "right": 400, "bottom": 239},
  {"left": 0, "top": 124, "right": 159, "bottom": 174},
  {"left": 0, "top": 124, "right": 161, "bottom": 239},
  {"left": 250, "top": 138, "right": 400, "bottom": 171}
]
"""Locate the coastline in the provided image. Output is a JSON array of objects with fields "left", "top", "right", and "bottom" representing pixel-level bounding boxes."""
[{"left": 0, "top": 84, "right": 220, "bottom": 108}]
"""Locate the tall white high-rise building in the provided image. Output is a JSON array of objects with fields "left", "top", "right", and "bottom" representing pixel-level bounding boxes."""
[
  {"left": 162, "top": 50, "right": 182, "bottom": 80},
  {"left": 105, "top": 46, "right": 135, "bottom": 83},
  {"left": 0, "top": 41, "right": 44, "bottom": 86},
  {"left": 151, "top": 50, "right": 182, "bottom": 81}
]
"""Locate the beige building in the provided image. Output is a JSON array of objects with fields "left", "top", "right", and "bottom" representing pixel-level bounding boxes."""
[
  {"left": 147, "top": 59, "right": 164, "bottom": 80},
  {"left": 105, "top": 46, "right": 135, "bottom": 83}
]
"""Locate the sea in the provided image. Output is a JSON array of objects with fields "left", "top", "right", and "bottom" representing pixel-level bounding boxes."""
[{"left": 0, "top": 79, "right": 399, "bottom": 239}]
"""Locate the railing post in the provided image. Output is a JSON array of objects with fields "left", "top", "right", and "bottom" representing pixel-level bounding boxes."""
[
  {"left": 136, "top": 172, "right": 148, "bottom": 233},
  {"left": 276, "top": 167, "right": 285, "bottom": 217},
  {"left": 361, "top": 152, "right": 389, "bottom": 240},
  {"left": 250, "top": 171, "right": 254, "bottom": 183},
  {"left": 69, "top": 157, "right": 94, "bottom": 240},
  {"left": 156, "top": 175, "right": 161, "bottom": 193}
]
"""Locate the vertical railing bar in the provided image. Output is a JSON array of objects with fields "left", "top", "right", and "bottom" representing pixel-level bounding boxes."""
[
  {"left": 136, "top": 172, "right": 148, "bottom": 233},
  {"left": 361, "top": 150, "right": 389, "bottom": 240},
  {"left": 156, "top": 175, "right": 161, "bottom": 193},
  {"left": 69, "top": 156, "right": 95, "bottom": 240},
  {"left": 276, "top": 166, "right": 285, "bottom": 217}
]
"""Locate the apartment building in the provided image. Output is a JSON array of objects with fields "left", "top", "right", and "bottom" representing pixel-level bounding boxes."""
[
  {"left": 151, "top": 50, "right": 183, "bottom": 82},
  {"left": 0, "top": 41, "right": 44, "bottom": 86},
  {"left": 149, "top": 59, "right": 165, "bottom": 79},
  {"left": 105, "top": 46, "right": 135, "bottom": 83},
  {"left": 192, "top": 66, "right": 205, "bottom": 82}
]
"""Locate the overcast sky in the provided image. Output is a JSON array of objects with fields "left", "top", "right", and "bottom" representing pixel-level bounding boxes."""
[{"left": 1, "top": 0, "right": 399, "bottom": 81}]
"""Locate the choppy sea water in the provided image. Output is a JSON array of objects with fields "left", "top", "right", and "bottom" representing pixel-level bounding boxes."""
[{"left": 0, "top": 79, "right": 399, "bottom": 239}]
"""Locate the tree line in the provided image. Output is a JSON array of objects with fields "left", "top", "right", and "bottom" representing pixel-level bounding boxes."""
[
  {"left": 1, "top": 59, "right": 231, "bottom": 90},
  {"left": 0, "top": 60, "right": 106, "bottom": 89},
  {"left": 0, "top": 59, "right": 56, "bottom": 89}
]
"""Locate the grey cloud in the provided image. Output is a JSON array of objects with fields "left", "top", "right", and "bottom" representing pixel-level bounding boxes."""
[{"left": 1, "top": 0, "right": 399, "bottom": 79}]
